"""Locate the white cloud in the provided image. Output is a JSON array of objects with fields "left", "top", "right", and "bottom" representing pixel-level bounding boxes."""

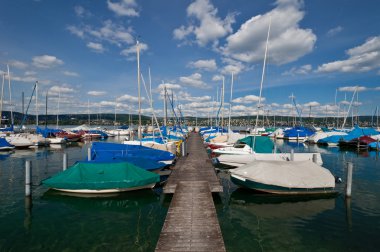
[
  {"left": 212, "top": 75, "right": 223, "bottom": 81},
  {"left": 88, "top": 91, "right": 107, "bottom": 96},
  {"left": 32, "top": 55, "right": 64, "bottom": 68},
  {"left": 179, "top": 73, "right": 209, "bottom": 89},
  {"left": 221, "top": 57, "right": 245, "bottom": 74},
  {"left": 68, "top": 20, "right": 135, "bottom": 47},
  {"left": 67, "top": 25, "right": 85, "bottom": 38},
  {"left": 317, "top": 36, "right": 380, "bottom": 73},
  {"left": 63, "top": 71, "right": 79, "bottom": 77},
  {"left": 326, "top": 26, "right": 343, "bottom": 37},
  {"left": 157, "top": 83, "right": 182, "bottom": 90},
  {"left": 173, "top": 0, "right": 236, "bottom": 46},
  {"left": 12, "top": 75, "right": 38, "bottom": 83},
  {"left": 338, "top": 86, "right": 367, "bottom": 92},
  {"left": 188, "top": 59, "right": 217, "bottom": 71},
  {"left": 282, "top": 64, "right": 312, "bottom": 75},
  {"left": 74, "top": 5, "right": 91, "bottom": 18},
  {"left": 25, "top": 71, "right": 36, "bottom": 76},
  {"left": 8, "top": 60, "right": 28, "bottom": 69},
  {"left": 177, "top": 91, "right": 211, "bottom": 102},
  {"left": 107, "top": 0, "right": 139, "bottom": 17},
  {"left": 116, "top": 94, "right": 145, "bottom": 103},
  {"left": 223, "top": 0, "right": 316, "bottom": 65},
  {"left": 232, "top": 94, "right": 265, "bottom": 104},
  {"left": 374, "top": 87, "right": 380, "bottom": 90},
  {"left": 49, "top": 86, "right": 75, "bottom": 95},
  {"left": 303, "top": 101, "right": 320, "bottom": 107},
  {"left": 121, "top": 42, "right": 148, "bottom": 58},
  {"left": 87, "top": 42, "right": 105, "bottom": 53}
]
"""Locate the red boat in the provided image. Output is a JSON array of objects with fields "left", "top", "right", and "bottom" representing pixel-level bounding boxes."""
[{"left": 56, "top": 132, "right": 81, "bottom": 142}]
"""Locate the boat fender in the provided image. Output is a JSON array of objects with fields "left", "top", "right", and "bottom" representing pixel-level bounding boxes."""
[
  {"left": 335, "top": 176, "right": 343, "bottom": 184},
  {"left": 211, "top": 158, "right": 219, "bottom": 165}
]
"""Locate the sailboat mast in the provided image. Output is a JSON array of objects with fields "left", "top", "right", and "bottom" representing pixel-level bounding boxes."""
[
  {"left": 56, "top": 91, "right": 60, "bottom": 129},
  {"left": 114, "top": 99, "right": 117, "bottom": 126},
  {"left": 136, "top": 40, "right": 142, "bottom": 139},
  {"left": 0, "top": 73, "right": 4, "bottom": 127},
  {"left": 221, "top": 76, "right": 225, "bottom": 130},
  {"left": 163, "top": 85, "right": 167, "bottom": 127},
  {"left": 7, "top": 65, "right": 13, "bottom": 126},
  {"left": 36, "top": 81, "right": 38, "bottom": 126},
  {"left": 45, "top": 91, "right": 48, "bottom": 129},
  {"left": 87, "top": 99, "right": 90, "bottom": 125},
  {"left": 228, "top": 72, "right": 234, "bottom": 132},
  {"left": 253, "top": 17, "right": 271, "bottom": 149},
  {"left": 148, "top": 67, "right": 153, "bottom": 127}
]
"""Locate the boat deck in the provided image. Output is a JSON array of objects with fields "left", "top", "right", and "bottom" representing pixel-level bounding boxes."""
[{"left": 155, "top": 133, "right": 225, "bottom": 252}]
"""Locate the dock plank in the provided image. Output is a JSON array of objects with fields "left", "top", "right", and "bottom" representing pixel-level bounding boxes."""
[{"left": 156, "top": 133, "right": 225, "bottom": 252}]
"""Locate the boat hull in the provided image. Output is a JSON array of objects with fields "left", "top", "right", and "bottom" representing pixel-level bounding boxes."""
[
  {"left": 51, "top": 183, "right": 156, "bottom": 194},
  {"left": 231, "top": 175, "right": 335, "bottom": 195}
]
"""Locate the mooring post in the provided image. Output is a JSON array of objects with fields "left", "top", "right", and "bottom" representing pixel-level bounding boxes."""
[
  {"left": 181, "top": 141, "right": 187, "bottom": 157},
  {"left": 25, "top": 160, "right": 31, "bottom": 197},
  {"left": 290, "top": 149, "right": 294, "bottom": 161},
  {"left": 346, "top": 162, "right": 353, "bottom": 197},
  {"left": 63, "top": 153, "right": 68, "bottom": 170},
  {"left": 312, "top": 153, "right": 318, "bottom": 164},
  {"left": 87, "top": 147, "right": 91, "bottom": 161}
]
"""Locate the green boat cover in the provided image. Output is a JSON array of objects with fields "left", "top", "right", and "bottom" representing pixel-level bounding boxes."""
[
  {"left": 42, "top": 162, "right": 160, "bottom": 190},
  {"left": 237, "top": 136, "right": 274, "bottom": 153}
]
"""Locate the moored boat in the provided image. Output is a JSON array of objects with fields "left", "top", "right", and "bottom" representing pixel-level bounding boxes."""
[
  {"left": 230, "top": 160, "right": 335, "bottom": 195},
  {"left": 42, "top": 162, "right": 160, "bottom": 194}
]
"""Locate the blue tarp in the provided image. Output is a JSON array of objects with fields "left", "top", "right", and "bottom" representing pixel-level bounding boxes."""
[
  {"left": 91, "top": 142, "right": 175, "bottom": 163},
  {"left": 284, "top": 126, "right": 315, "bottom": 138},
  {"left": 0, "top": 137, "right": 14, "bottom": 148},
  {"left": 36, "top": 126, "right": 63, "bottom": 138},
  {"left": 318, "top": 126, "right": 379, "bottom": 144},
  {"left": 0, "top": 125, "right": 14, "bottom": 132}
]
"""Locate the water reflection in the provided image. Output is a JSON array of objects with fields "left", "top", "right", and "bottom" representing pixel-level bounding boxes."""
[{"left": 230, "top": 188, "right": 337, "bottom": 219}]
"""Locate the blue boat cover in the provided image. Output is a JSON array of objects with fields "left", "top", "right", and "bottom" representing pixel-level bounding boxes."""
[
  {"left": 0, "top": 137, "right": 14, "bottom": 148},
  {"left": 91, "top": 142, "right": 175, "bottom": 163},
  {"left": 36, "top": 126, "right": 63, "bottom": 138},
  {"left": 284, "top": 126, "right": 315, "bottom": 138}
]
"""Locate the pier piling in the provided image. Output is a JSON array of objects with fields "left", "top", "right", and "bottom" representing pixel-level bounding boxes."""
[
  {"left": 312, "top": 153, "right": 318, "bottom": 163},
  {"left": 346, "top": 162, "right": 353, "bottom": 197},
  {"left": 63, "top": 153, "right": 68, "bottom": 170},
  {"left": 87, "top": 147, "right": 91, "bottom": 161},
  {"left": 25, "top": 160, "right": 31, "bottom": 197}
]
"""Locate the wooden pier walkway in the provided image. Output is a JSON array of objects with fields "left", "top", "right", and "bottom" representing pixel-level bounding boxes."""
[{"left": 155, "top": 133, "right": 225, "bottom": 252}]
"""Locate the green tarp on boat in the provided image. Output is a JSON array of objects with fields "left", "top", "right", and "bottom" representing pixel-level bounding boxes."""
[
  {"left": 42, "top": 162, "right": 160, "bottom": 190},
  {"left": 237, "top": 136, "right": 274, "bottom": 153}
]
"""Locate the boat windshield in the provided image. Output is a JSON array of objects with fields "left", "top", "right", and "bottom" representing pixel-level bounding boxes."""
[{"left": 233, "top": 143, "right": 246, "bottom": 148}]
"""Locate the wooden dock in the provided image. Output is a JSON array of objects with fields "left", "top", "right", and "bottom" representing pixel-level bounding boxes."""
[{"left": 155, "top": 133, "right": 225, "bottom": 252}]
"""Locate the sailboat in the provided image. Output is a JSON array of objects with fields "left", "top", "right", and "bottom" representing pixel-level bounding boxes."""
[{"left": 228, "top": 18, "right": 336, "bottom": 194}]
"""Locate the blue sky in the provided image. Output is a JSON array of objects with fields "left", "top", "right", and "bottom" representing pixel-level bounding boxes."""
[{"left": 0, "top": 0, "right": 379, "bottom": 119}]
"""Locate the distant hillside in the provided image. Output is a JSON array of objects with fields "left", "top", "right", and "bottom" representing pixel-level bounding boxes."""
[{"left": 0, "top": 111, "right": 378, "bottom": 127}]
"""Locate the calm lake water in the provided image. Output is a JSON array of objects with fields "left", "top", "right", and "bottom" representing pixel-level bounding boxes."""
[{"left": 1, "top": 136, "right": 380, "bottom": 251}]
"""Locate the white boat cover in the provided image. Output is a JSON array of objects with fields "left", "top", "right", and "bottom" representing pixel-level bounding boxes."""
[
  {"left": 230, "top": 160, "right": 335, "bottom": 189},
  {"left": 307, "top": 131, "right": 347, "bottom": 143},
  {"left": 210, "top": 133, "right": 246, "bottom": 144},
  {"left": 218, "top": 153, "right": 323, "bottom": 167}
]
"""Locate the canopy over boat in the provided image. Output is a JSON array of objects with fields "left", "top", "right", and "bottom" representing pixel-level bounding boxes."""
[
  {"left": 42, "top": 162, "right": 160, "bottom": 192},
  {"left": 237, "top": 136, "right": 274, "bottom": 153},
  {"left": 230, "top": 160, "right": 335, "bottom": 190}
]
